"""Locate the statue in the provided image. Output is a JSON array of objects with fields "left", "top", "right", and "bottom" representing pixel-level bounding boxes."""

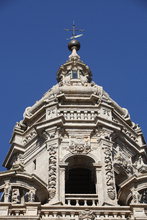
[
  {"left": 4, "top": 181, "right": 11, "bottom": 202},
  {"left": 131, "top": 188, "right": 141, "bottom": 204}
]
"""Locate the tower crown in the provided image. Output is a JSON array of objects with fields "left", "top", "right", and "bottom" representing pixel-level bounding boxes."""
[{"left": 57, "top": 39, "right": 92, "bottom": 84}]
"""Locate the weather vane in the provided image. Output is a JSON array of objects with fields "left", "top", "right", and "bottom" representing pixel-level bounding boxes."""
[{"left": 65, "top": 21, "right": 84, "bottom": 40}]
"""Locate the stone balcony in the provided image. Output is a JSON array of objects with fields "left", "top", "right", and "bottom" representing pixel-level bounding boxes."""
[{"left": 65, "top": 194, "right": 98, "bottom": 206}]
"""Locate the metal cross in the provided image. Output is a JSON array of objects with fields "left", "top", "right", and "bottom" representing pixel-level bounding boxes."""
[{"left": 65, "top": 21, "right": 84, "bottom": 39}]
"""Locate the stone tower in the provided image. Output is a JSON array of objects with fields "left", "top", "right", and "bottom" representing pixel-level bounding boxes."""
[{"left": 0, "top": 38, "right": 147, "bottom": 220}]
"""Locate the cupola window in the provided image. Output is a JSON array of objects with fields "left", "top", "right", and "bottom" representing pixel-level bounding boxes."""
[{"left": 71, "top": 70, "right": 78, "bottom": 79}]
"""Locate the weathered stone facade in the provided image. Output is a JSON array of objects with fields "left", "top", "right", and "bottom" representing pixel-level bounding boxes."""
[{"left": 0, "top": 39, "right": 147, "bottom": 219}]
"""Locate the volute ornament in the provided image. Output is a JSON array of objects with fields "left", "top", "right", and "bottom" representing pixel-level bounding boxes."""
[
  {"left": 104, "top": 146, "right": 116, "bottom": 200},
  {"left": 48, "top": 144, "right": 57, "bottom": 201}
]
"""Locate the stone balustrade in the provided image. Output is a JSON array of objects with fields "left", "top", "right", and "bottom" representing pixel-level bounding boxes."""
[
  {"left": 65, "top": 194, "right": 98, "bottom": 206},
  {"left": 60, "top": 110, "right": 98, "bottom": 120}
]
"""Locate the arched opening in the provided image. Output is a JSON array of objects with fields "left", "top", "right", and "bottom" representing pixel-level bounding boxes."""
[{"left": 65, "top": 155, "right": 96, "bottom": 194}]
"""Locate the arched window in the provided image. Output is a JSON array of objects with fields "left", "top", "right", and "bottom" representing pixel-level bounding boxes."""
[{"left": 65, "top": 155, "right": 96, "bottom": 194}]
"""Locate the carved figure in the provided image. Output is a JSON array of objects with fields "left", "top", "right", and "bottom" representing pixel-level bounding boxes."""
[
  {"left": 79, "top": 209, "right": 95, "bottom": 220},
  {"left": 114, "top": 146, "right": 133, "bottom": 174},
  {"left": 4, "top": 181, "right": 11, "bottom": 202},
  {"left": 96, "top": 128, "right": 112, "bottom": 143},
  {"left": 131, "top": 188, "right": 141, "bottom": 204},
  {"left": 141, "top": 190, "right": 147, "bottom": 203},
  {"left": 12, "top": 154, "right": 24, "bottom": 170},
  {"left": 26, "top": 188, "right": 36, "bottom": 202},
  {"left": 12, "top": 188, "right": 20, "bottom": 204}
]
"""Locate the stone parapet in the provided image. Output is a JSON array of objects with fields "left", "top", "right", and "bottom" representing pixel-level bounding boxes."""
[{"left": 1, "top": 203, "right": 147, "bottom": 219}]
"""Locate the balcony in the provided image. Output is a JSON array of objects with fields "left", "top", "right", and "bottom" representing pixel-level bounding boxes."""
[{"left": 65, "top": 194, "right": 98, "bottom": 206}]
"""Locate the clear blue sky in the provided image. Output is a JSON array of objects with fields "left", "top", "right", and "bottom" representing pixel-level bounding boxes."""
[{"left": 0, "top": 0, "right": 147, "bottom": 170}]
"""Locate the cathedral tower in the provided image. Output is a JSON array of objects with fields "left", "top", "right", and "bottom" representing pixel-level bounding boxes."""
[{"left": 0, "top": 32, "right": 147, "bottom": 219}]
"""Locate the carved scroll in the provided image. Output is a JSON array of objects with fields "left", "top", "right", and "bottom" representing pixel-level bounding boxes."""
[
  {"left": 104, "top": 146, "right": 116, "bottom": 200},
  {"left": 48, "top": 144, "right": 57, "bottom": 200}
]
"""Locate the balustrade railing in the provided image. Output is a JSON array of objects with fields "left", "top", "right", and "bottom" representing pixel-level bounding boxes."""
[
  {"left": 60, "top": 110, "right": 98, "bottom": 120},
  {"left": 65, "top": 194, "right": 98, "bottom": 206}
]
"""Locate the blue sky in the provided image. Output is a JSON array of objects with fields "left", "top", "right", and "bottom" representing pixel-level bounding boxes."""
[{"left": 0, "top": 0, "right": 147, "bottom": 170}]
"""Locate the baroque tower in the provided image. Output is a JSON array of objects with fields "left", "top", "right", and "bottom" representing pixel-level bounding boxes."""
[{"left": 0, "top": 37, "right": 147, "bottom": 220}]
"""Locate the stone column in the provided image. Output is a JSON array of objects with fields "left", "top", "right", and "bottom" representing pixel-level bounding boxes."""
[
  {"left": 59, "top": 163, "right": 68, "bottom": 204},
  {"left": 93, "top": 163, "right": 102, "bottom": 205}
]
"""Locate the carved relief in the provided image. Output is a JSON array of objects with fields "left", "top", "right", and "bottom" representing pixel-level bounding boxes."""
[
  {"left": 12, "top": 153, "right": 24, "bottom": 170},
  {"left": 69, "top": 137, "right": 91, "bottom": 154},
  {"left": 140, "top": 189, "right": 147, "bottom": 203},
  {"left": 113, "top": 145, "right": 133, "bottom": 174},
  {"left": 133, "top": 155, "right": 147, "bottom": 173},
  {"left": 46, "top": 106, "right": 57, "bottom": 119},
  {"left": 15, "top": 120, "right": 27, "bottom": 131},
  {"left": 131, "top": 188, "right": 141, "bottom": 204},
  {"left": 25, "top": 188, "right": 36, "bottom": 202},
  {"left": 99, "top": 107, "right": 112, "bottom": 120},
  {"left": 48, "top": 144, "right": 57, "bottom": 200},
  {"left": 95, "top": 128, "right": 112, "bottom": 143},
  {"left": 23, "top": 129, "right": 37, "bottom": 145},
  {"left": 79, "top": 209, "right": 95, "bottom": 220},
  {"left": 122, "top": 127, "right": 137, "bottom": 142},
  {"left": 104, "top": 146, "right": 116, "bottom": 200},
  {"left": 43, "top": 129, "right": 57, "bottom": 141},
  {"left": 12, "top": 188, "right": 20, "bottom": 204}
]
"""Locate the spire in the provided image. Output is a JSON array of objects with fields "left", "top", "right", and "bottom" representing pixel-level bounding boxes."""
[
  {"left": 65, "top": 22, "right": 84, "bottom": 61},
  {"left": 56, "top": 23, "right": 92, "bottom": 83}
]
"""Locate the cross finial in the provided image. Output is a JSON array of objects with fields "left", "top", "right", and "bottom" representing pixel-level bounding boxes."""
[{"left": 65, "top": 21, "right": 84, "bottom": 40}]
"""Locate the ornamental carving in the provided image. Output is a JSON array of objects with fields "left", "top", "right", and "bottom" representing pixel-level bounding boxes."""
[
  {"left": 133, "top": 155, "right": 147, "bottom": 173},
  {"left": 48, "top": 144, "right": 57, "bottom": 200},
  {"left": 95, "top": 128, "right": 112, "bottom": 143},
  {"left": 12, "top": 188, "right": 20, "bottom": 204},
  {"left": 114, "top": 146, "right": 133, "bottom": 174},
  {"left": 69, "top": 137, "right": 91, "bottom": 154},
  {"left": 131, "top": 188, "right": 141, "bottom": 204},
  {"left": 140, "top": 189, "right": 147, "bottom": 203},
  {"left": 23, "top": 129, "right": 37, "bottom": 145},
  {"left": 104, "top": 146, "right": 116, "bottom": 200},
  {"left": 12, "top": 153, "right": 24, "bottom": 170},
  {"left": 25, "top": 188, "right": 36, "bottom": 202},
  {"left": 46, "top": 106, "right": 57, "bottom": 119},
  {"left": 43, "top": 129, "right": 57, "bottom": 141},
  {"left": 4, "top": 181, "right": 11, "bottom": 202},
  {"left": 79, "top": 209, "right": 95, "bottom": 220}
]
